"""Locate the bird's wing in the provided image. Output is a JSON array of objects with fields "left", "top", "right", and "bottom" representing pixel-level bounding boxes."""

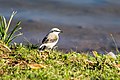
[{"left": 42, "top": 33, "right": 58, "bottom": 44}]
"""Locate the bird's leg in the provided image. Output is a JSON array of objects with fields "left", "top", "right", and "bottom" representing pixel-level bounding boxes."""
[
  {"left": 38, "top": 45, "right": 46, "bottom": 52},
  {"left": 52, "top": 46, "right": 58, "bottom": 51}
]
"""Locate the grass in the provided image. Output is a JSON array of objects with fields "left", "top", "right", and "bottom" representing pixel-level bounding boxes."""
[
  {"left": 0, "top": 44, "right": 120, "bottom": 80},
  {"left": 0, "top": 11, "right": 22, "bottom": 46}
]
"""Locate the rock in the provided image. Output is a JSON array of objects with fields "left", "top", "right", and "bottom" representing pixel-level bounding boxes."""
[{"left": 107, "top": 52, "right": 116, "bottom": 59}]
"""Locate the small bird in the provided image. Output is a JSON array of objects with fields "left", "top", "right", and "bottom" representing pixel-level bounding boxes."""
[{"left": 39, "top": 28, "right": 62, "bottom": 51}]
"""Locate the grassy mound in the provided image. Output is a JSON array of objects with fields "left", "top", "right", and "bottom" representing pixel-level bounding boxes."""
[{"left": 0, "top": 44, "right": 120, "bottom": 80}]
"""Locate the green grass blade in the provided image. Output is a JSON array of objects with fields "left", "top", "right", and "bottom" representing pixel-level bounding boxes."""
[
  {"left": 6, "top": 21, "right": 21, "bottom": 43},
  {"left": 0, "top": 16, "right": 5, "bottom": 40},
  {"left": 6, "top": 11, "right": 17, "bottom": 33},
  {"left": 7, "top": 32, "right": 23, "bottom": 44},
  {"left": 3, "top": 16, "right": 7, "bottom": 28},
  {"left": 4, "top": 11, "right": 17, "bottom": 41},
  {"left": 2, "top": 16, "right": 7, "bottom": 40}
]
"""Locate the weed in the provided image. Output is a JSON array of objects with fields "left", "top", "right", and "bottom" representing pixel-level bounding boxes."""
[{"left": 0, "top": 11, "right": 22, "bottom": 46}]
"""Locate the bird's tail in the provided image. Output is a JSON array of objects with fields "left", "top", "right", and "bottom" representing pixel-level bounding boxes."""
[{"left": 38, "top": 44, "right": 46, "bottom": 52}]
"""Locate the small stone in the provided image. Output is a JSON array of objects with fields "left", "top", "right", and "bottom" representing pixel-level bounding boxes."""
[{"left": 107, "top": 52, "right": 116, "bottom": 59}]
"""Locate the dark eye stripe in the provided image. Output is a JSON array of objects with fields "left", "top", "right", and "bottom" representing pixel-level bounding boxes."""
[{"left": 52, "top": 30, "right": 60, "bottom": 32}]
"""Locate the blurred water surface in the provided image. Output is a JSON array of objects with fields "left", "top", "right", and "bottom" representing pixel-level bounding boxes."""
[{"left": 0, "top": 0, "right": 120, "bottom": 26}]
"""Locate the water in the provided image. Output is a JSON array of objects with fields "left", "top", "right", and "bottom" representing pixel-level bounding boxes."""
[{"left": 0, "top": 0, "right": 120, "bottom": 26}]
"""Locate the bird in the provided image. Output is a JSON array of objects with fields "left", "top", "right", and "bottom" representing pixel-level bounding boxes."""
[{"left": 39, "top": 28, "right": 62, "bottom": 51}]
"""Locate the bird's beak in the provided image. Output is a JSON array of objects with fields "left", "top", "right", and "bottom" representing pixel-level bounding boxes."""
[{"left": 60, "top": 30, "right": 63, "bottom": 33}]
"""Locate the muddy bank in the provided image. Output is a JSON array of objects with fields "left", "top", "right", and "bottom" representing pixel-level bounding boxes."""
[{"left": 10, "top": 19, "right": 120, "bottom": 52}]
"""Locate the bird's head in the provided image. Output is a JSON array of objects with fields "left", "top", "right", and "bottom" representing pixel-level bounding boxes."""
[{"left": 50, "top": 28, "right": 63, "bottom": 34}]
